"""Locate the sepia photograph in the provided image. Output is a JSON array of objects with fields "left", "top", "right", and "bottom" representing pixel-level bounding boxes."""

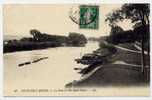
[{"left": 3, "top": 4, "right": 150, "bottom": 96}]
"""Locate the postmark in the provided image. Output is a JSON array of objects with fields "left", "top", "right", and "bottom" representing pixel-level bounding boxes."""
[{"left": 69, "top": 5, "right": 99, "bottom": 29}]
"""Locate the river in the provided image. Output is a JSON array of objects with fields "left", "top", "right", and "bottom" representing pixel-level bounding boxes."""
[{"left": 4, "top": 41, "right": 99, "bottom": 95}]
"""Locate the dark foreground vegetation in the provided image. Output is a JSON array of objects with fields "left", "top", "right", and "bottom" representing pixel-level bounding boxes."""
[
  {"left": 67, "top": 24, "right": 150, "bottom": 87},
  {"left": 4, "top": 29, "right": 87, "bottom": 53},
  {"left": 106, "top": 25, "right": 149, "bottom": 49},
  {"left": 67, "top": 4, "right": 150, "bottom": 87}
]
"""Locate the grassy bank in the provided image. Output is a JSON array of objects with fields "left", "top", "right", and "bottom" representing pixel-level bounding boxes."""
[{"left": 66, "top": 41, "right": 150, "bottom": 87}]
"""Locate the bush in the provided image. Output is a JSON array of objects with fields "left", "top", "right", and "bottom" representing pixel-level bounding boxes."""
[{"left": 99, "top": 42, "right": 117, "bottom": 54}]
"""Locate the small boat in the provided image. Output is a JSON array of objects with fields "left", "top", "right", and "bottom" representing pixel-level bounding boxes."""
[
  {"left": 24, "top": 61, "right": 31, "bottom": 65},
  {"left": 18, "top": 63, "right": 25, "bottom": 67},
  {"left": 18, "top": 61, "right": 31, "bottom": 67},
  {"left": 74, "top": 68, "right": 82, "bottom": 70},
  {"left": 32, "top": 57, "right": 48, "bottom": 63},
  {"left": 32, "top": 59, "right": 40, "bottom": 63},
  {"left": 75, "top": 53, "right": 104, "bottom": 65}
]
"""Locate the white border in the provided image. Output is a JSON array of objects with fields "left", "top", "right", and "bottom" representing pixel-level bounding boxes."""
[
  {"left": 0, "top": 0, "right": 152, "bottom": 100},
  {"left": 1, "top": 0, "right": 152, "bottom": 4},
  {"left": 0, "top": 3, "right": 3, "bottom": 100}
]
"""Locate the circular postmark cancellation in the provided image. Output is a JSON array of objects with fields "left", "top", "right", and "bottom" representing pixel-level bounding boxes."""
[{"left": 69, "top": 5, "right": 99, "bottom": 26}]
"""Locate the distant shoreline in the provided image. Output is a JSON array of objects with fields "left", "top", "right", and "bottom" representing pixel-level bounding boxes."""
[
  {"left": 4, "top": 31, "right": 88, "bottom": 53},
  {"left": 3, "top": 41, "right": 62, "bottom": 53},
  {"left": 3, "top": 41, "right": 87, "bottom": 53}
]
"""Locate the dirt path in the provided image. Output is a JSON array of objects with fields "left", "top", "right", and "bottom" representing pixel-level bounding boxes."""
[{"left": 66, "top": 41, "right": 149, "bottom": 87}]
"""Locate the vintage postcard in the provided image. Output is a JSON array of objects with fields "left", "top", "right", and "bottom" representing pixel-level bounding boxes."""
[{"left": 3, "top": 4, "right": 150, "bottom": 96}]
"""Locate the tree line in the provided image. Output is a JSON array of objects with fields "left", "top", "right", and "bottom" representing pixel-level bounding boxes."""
[
  {"left": 4, "top": 29, "right": 87, "bottom": 53},
  {"left": 105, "top": 3, "right": 150, "bottom": 80}
]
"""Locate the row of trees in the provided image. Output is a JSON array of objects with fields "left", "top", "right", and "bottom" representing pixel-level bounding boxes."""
[
  {"left": 106, "top": 25, "right": 149, "bottom": 45},
  {"left": 30, "top": 29, "right": 87, "bottom": 46},
  {"left": 105, "top": 4, "right": 150, "bottom": 77},
  {"left": 30, "top": 29, "right": 67, "bottom": 43},
  {"left": 4, "top": 30, "right": 87, "bottom": 53}
]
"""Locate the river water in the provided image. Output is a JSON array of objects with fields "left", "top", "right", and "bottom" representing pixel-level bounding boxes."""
[{"left": 4, "top": 41, "right": 99, "bottom": 94}]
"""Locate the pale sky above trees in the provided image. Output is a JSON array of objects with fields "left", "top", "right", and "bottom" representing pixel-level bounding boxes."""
[{"left": 4, "top": 4, "right": 134, "bottom": 37}]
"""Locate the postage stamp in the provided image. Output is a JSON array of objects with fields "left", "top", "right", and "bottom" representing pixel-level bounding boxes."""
[
  {"left": 79, "top": 5, "right": 99, "bottom": 29},
  {"left": 69, "top": 5, "right": 99, "bottom": 29}
]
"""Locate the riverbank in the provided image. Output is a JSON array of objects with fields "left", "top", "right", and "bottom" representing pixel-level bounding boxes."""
[
  {"left": 66, "top": 41, "right": 150, "bottom": 87},
  {"left": 4, "top": 31, "right": 87, "bottom": 53},
  {"left": 4, "top": 41, "right": 62, "bottom": 53}
]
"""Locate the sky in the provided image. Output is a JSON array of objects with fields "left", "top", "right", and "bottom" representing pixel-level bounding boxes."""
[{"left": 4, "top": 4, "right": 134, "bottom": 38}]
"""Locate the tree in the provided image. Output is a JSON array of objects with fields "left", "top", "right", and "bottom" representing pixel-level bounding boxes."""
[
  {"left": 110, "top": 25, "right": 124, "bottom": 36},
  {"left": 106, "top": 25, "right": 124, "bottom": 44},
  {"left": 30, "top": 29, "right": 42, "bottom": 41},
  {"left": 68, "top": 32, "right": 87, "bottom": 46},
  {"left": 106, "top": 4, "right": 150, "bottom": 25},
  {"left": 105, "top": 4, "right": 150, "bottom": 76}
]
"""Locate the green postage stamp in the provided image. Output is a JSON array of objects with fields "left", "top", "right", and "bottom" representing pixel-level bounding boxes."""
[{"left": 79, "top": 5, "right": 99, "bottom": 29}]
